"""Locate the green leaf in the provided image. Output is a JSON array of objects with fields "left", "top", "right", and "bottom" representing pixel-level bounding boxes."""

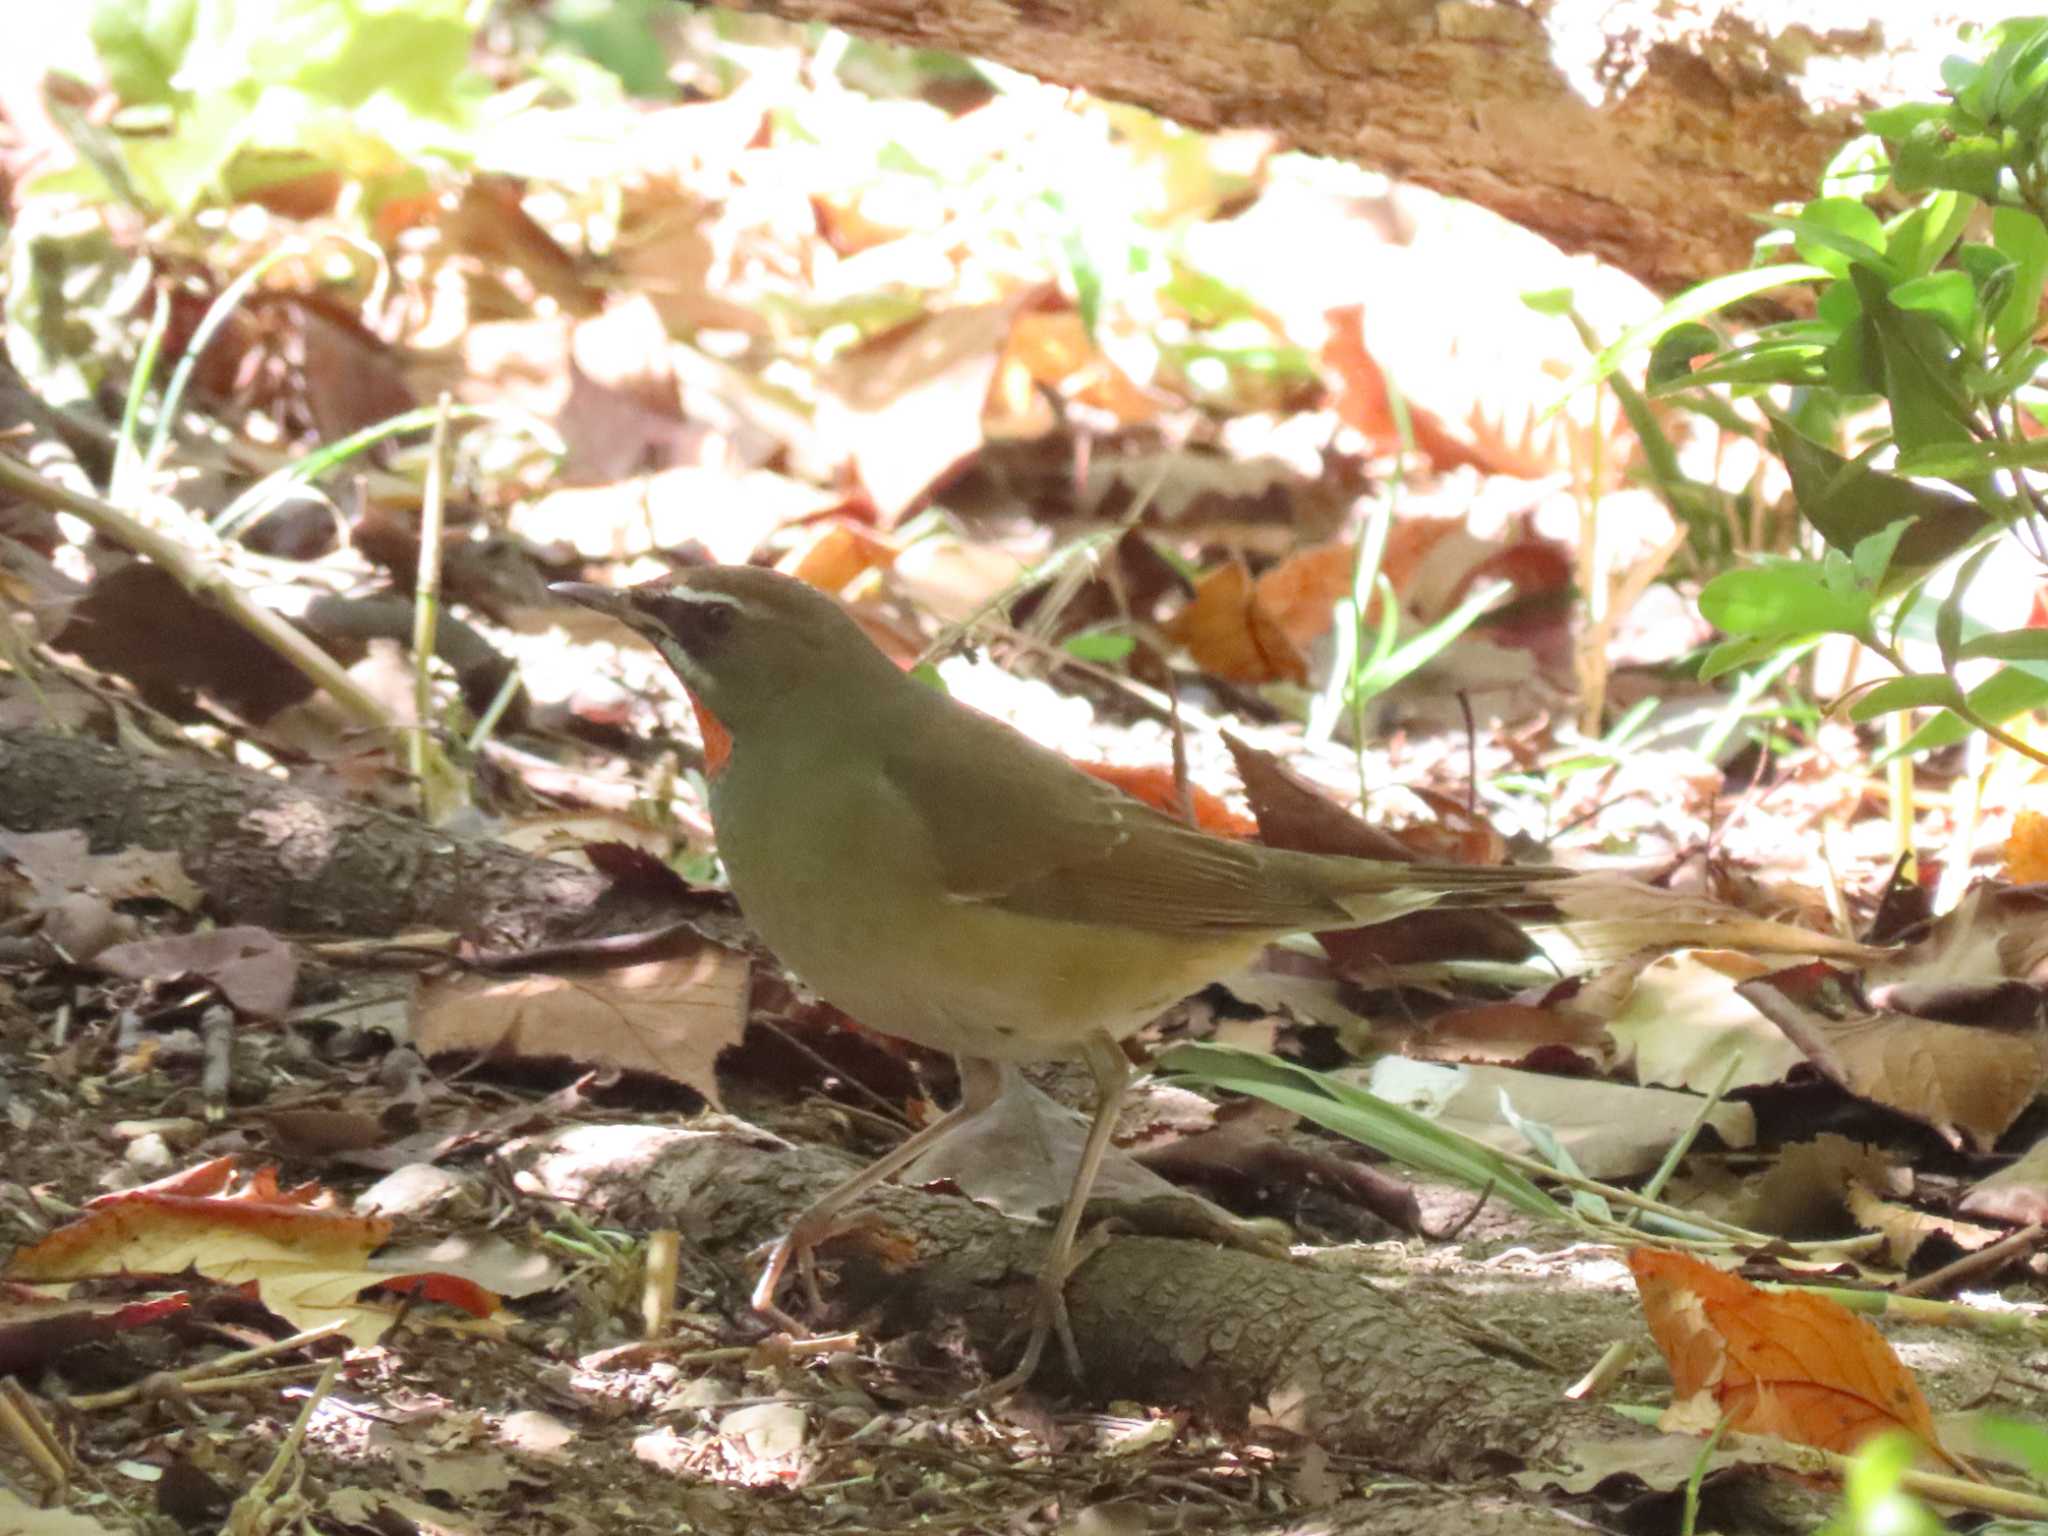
[
  {"left": 1863, "top": 101, "right": 1957, "bottom": 142},
  {"left": 1519, "top": 287, "right": 1574, "bottom": 317},
  {"left": 1956, "top": 241, "right": 2018, "bottom": 334},
  {"left": 1698, "top": 633, "right": 1796, "bottom": 682},
  {"left": 1889, "top": 269, "right": 1979, "bottom": 346},
  {"left": 1644, "top": 322, "right": 1722, "bottom": 388},
  {"left": 1885, "top": 190, "right": 1971, "bottom": 278},
  {"left": 1159, "top": 1044, "right": 1574, "bottom": 1224},
  {"left": 1547, "top": 263, "right": 1831, "bottom": 407},
  {"left": 1698, "top": 565, "right": 1872, "bottom": 639},
  {"left": 1984, "top": 18, "right": 2048, "bottom": 123},
  {"left": 1965, "top": 341, "right": 2047, "bottom": 400},
  {"left": 1893, "top": 121, "right": 2005, "bottom": 201},
  {"left": 1990, "top": 208, "right": 2048, "bottom": 354},
  {"left": 1893, "top": 435, "right": 2048, "bottom": 476},
  {"left": 1061, "top": 629, "right": 1136, "bottom": 664},
  {"left": 1847, "top": 675, "right": 1965, "bottom": 722},
  {"left": 1850, "top": 264, "right": 1978, "bottom": 457},
  {"left": 91, "top": 0, "right": 198, "bottom": 104},
  {"left": 1850, "top": 519, "right": 1914, "bottom": 590},
  {"left": 1895, "top": 663, "right": 2048, "bottom": 754},
  {"left": 1769, "top": 420, "right": 1991, "bottom": 582},
  {"left": 1956, "top": 628, "right": 2048, "bottom": 661},
  {"left": 1936, "top": 543, "right": 1998, "bottom": 668},
  {"left": 1653, "top": 328, "right": 1831, "bottom": 393},
  {"left": 1758, "top": 199, "right": 1891, "bottom": 280}
]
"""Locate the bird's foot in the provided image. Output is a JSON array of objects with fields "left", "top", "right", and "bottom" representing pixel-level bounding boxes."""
[
  {"left": 750, "top": 1208, "right": 893, "bottom": 1332},
  {"left": 966, "top": 1219, "right": 1120, "bottom": 1404}
]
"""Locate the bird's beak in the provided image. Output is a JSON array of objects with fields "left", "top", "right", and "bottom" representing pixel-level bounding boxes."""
[{"left": 550, "top": 581, "right": 635, "bottom": 621}]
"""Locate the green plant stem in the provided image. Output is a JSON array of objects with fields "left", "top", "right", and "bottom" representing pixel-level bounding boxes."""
[{"left": 1866, "top": 637, "right": 2048, "bottom": 770}]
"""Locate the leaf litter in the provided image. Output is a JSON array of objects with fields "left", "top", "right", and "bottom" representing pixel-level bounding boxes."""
[{"left": 0, "top": 9, "right": 2047, "bottom": 1535}]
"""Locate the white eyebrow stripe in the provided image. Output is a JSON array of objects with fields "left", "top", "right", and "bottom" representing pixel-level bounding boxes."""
[{"left": 669, "top": 590, "right": 746, "bottom": 610}]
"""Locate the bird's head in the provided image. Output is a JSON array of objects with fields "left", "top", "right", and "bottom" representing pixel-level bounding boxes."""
[{"left": 551, "top": 566, "right": 903, "bottom": 743}]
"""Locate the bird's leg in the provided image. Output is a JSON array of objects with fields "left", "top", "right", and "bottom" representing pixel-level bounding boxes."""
[
  {"left": 752, "top": 1055, "right": 1002, "bottom": 1331},
  {"left": 974, "top": 1031, "right": 1133, "bottom": 1401}
]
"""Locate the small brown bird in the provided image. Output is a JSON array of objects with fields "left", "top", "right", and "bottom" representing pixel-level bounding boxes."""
[{"left": 556, "top": 565, "right": 1558, "bottom": 1393}]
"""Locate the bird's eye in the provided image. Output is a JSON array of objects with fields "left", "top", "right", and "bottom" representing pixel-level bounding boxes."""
[{"left": 645, "top": 593, "right": 738, "bottom": 650}]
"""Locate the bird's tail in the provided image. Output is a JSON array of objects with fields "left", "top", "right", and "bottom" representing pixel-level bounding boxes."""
[{"left": 1325, "top": 859, "right": 1570, "bottom": 928}]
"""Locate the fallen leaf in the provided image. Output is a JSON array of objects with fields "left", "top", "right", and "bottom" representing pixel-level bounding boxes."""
[
  {"left": 1627, "top": 1247, "right": 1951, "bottom": 1465},
  {"left": 5, "top": 1158, "right": 498, "bottom": 1344},
  {"left": 412, "top": 944, "right": 748, "bottom": 1106},
  {"left": 0, "top": 1285, "right": 189, "bottom": 1376},
  {"left": 1960, "top": 1130, "right": 2048, "bottom": 1224},
  {"left": 818, "top": 287, "right": 1045, "bottom": 522},
  {"left": 96, "top": 927, "right": 298, "bottom": 1019},
  {"left": 2007, "top": 809, "right": 2048, "bottom": 885},
  {"left": 1602, "top": 949, "right": 1807, "bottom": 1094},
  {"left": 1073, "top": 762, "right": 1255, "bottom": 838},
  {"left": 775, "top": 520, "right": 897, "bottom": 593},
  {"left": 1162, "top": 559, "right": 1306, "bottom": 685},
  {"left": 1739, "top": 959, "right": 2048, "bottom": 1151}
]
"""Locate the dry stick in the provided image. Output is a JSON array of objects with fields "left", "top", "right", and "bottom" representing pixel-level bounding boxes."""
[
  {"left": 0, "top": 1379, "right": 72, "bottom": 1501},
  {"left": 642, "top": 1228, "right": 681, "bottom": 1338},
  {"left": 59, "top": 1320, "right": 350, "bottom": 1411},
  {"left": 0, "top": 454, "right": 402, "bottom": 740},
  {"left": 221, "top": 1356, "right": 343, "bottom": 1536},
  {"left": 1896, "top": 1223, "right": 2047, "bottom": 1300}
]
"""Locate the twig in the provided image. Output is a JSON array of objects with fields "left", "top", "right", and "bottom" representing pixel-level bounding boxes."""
[
  {"left": 1896, "top": 1223, "right": 2046, "bottom": 1300},
  {"left": 221, "top": 1357, "right": 342, "bottom": 1536},
  {"left": 59, "top": 1320, "right": 350, "bottom": 1411},
  {"left": 0, "top": 1378, "right": 72, "bottom": 1502},
  {"left": 0, "top": 452, "right": 410, "bottom": 744}
]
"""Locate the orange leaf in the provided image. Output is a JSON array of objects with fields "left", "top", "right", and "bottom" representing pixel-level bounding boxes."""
[
  {"left": 1627, "top": 1248, "right": 1951, "bottom": 1466},
  {"left": 775, "top": 521, "right": 898, "bottom": 595},
  {"left": 1162, "top": 559, "right": 1307, "bottom": 684},
  {"left": 1074, "top": 762, "right": 1256, "bottom": 838},
  {"left": 2007, "top": 808, "right": 2048, "bottom": 884},
  {"left": 1254, "top": 541, "right": 1363, "bottom": 652}
]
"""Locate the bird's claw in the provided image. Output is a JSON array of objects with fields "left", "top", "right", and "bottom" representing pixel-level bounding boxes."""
[{"left": 966, "top": 1218, "right": 1120, "bottom": 1404}]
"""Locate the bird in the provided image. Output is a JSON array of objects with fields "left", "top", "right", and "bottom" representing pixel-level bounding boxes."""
[{"left": 553, "top": 564, "right": 1562, "bottom": 1396}]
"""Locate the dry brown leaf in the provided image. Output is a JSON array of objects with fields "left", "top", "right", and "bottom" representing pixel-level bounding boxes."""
[
  {"left": 1960, "top": 1131, "right": 2048, "bottom": 1224},
  {"left": 1628, "top": 1247, "right": 1951, "bottom": 1465},
  {"left": 817, "top": 288, "right": 1045, "bottom": 522},
  {"left": 0, "top": 1285, "right": 190, "bottom": 1377},
  {"left": 1252, "top": 540, "right": 1361, "bottom": 653},
  {"left": 612, "top": 181, "right": 765, "bottom": 335},
  {"left": 96, "top": 926, "right": 298, "bottom": 1019},
  {"left": 997, "top": 307, "right": 1158, "bottom": 426},
  {"left": 1738, "top": 959, "right": 2048, "bottom": 1151},
  {"left": 1841, "top": 1179, "right": 2006, "bottom": 1268},
  {"left": 1323, "top": 305, "right": 1502, "bottom": 474},
  {"left": 413, "top": 944, "right": 747, "bottom": 1106},
  {"left": 0, "top": 830, "right": 201, "bottom": 914},
  {"left": 1161, "top": 559, "right": 1306, "bottom": 685},
  {"left": 1411, "top": 1001, "right": 1611, "bottom": 1072}
]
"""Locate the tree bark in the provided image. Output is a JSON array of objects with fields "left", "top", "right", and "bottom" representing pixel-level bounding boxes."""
[
  {"left": 514, "top": 1119, "right": 1629, "bottom": 1477},
  {"left": 0, "top": 725, "right": 706, "bottom": 948},
  {"left": 726, "top": 0, "right": 1980, "bottom": 293}
]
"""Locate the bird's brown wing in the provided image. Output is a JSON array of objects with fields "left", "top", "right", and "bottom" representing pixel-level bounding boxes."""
[{"left": 882, "top": 693, "right": 1400, "bottom": 935}]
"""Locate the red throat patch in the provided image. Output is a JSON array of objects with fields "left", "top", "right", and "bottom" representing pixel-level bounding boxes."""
[{"left": 686, "top": 688, "right": 732, "bottom": 778}]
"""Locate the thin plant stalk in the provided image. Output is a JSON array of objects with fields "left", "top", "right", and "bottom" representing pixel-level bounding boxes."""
[{"left": 111, "top": 285, "right": 171, "bottom": 506}]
